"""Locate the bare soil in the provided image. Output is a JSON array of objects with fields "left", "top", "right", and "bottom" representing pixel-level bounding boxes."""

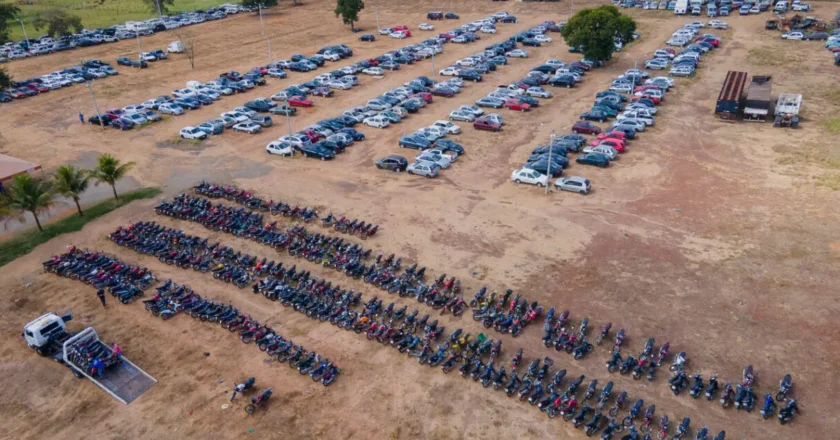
[{"left": 1, "top": 1, "right": 839, "bottom": 439}]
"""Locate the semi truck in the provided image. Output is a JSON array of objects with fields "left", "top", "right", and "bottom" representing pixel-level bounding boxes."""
[{"left": 23, "top": 312, "right": 157, "bottom": 404}]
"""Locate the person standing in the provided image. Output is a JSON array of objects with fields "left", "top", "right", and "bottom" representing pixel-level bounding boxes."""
[
  {"left": 92, "top": 358, "right": 105, "bottom": 379},
  {"left": 79, "top": 112, "right": 84, "bottom": 124},
  {"left": 112, "top": 343, "right": 122, "bottom": 360},
  {"left": 96, "top": 288, "right": 106, "bottom": 308}
]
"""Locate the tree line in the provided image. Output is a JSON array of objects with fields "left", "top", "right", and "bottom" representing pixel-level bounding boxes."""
[{"left": 1, "top": 154, "right": 135, "bottom": 232}]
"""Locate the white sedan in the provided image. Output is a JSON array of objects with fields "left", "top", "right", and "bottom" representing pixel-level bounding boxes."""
[
  {"left": 180, "top": 126, "right": 207, "bottom": 140},
  {"left": 159, "top": 103, "right": 184, "bottom": 115},
  {"left": 266, "top": 141, "right": 294, "bottom": 156},
  {"left": 535, "top": 35, "right": 553, "bottom": 43},
  {"left": 511, "top": 168, "right": 548, "bottom": 187},
  {"left": 480, "top": 26, "right": 496, "bottom": 34},
  {"left": 433, "top": 120, "right": 461, "bottom": 134},
  {"left": 505, "top": 49, "right": 529, "bottom": 58},
  {"left": 419, "top": 23, "right": 435, "bottom": 31},
  {"left": 362, "top": 67, "right": 384, "bottom": 76},
  {"left": 439, "top": 66, "right": 461, "bottom": 76},
  {"left": 221, "top": 111, "right": 250, "bottom": 123},
  {"left": 233, "top": 121, "right": 262, "bottom": 134},
  {"left": 389, "top": 31, "right": 408, "bottom": 39},
  {"left": 363, "top": 115, "right": 391, "bottom": 128}
]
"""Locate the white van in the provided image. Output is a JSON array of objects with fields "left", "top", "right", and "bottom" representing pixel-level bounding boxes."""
[{"left": 167, "top": 41, "right": 184, "bottom": 53}]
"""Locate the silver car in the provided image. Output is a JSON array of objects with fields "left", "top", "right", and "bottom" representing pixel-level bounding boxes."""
[
  {"left": 415, "top": 152, "right": 451, "bottom": 169},
  {"left": 554, "top": 176, "right": 591, "bottom": 194},
  {"left": 407, "top": 161, "right": 440, "bottom": 178},
  {"left": 251, "top": 114, "right": 274, "bottom": 127},
  {"left": 449, "top": 110, "right": 476, "bottom": 122}
]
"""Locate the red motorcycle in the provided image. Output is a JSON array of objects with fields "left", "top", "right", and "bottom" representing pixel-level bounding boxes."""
[{"left": 245, "top": 388, "right": 272, "bottom": 414}]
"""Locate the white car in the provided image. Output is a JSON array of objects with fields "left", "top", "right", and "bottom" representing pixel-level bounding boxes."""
[
  {"left": 419, "top": 23, "right": 435, "bottom": 31},
  {"left": 708, "top": 20, "right": 728, "bottom": 29},
  {"left": 415, "top": 152, "right": 451, "bottom": 169},
  {"left": 449, "top": 110, "right": 476, "bottom": 122},
  {"left": 140, "top": 52, "right": 157, "bottom": 61},
  {"left": 328, "top": 80, "right": 352, "bottom": 90},
  {"left": 554, "top": 176, "right": 591, "bottom": 194},
  {"left": 781, "top": 31, "right": 804, "bottom": 40},
  {"left": 233, "top": 121, "right": 262, "bottom": 134},
  {"left": 389, "top": 31, "right": 408, "bottom": 39},
  {"left": 158, "top": 103, "right": 184, "bottom": 115},
  {"left": 366, "top": 99, "right": 391, "bottom": 110},
  {"left": 266, "top": 141, "right": 294, "bottom": 156},
  {"left": 511, "top": 168, "right": 548, "bottom": 187},
  {"left": 267, "top": 68, "right": 287, "bottom": 78},
  {"left": 505, "top": 49, "right": 529, "bottom": 58},
  {"left": 322, "top": 52, "right": 341, "bottom": 61},
  {"left": 526, "top": 87, "right": 552, "bottom": 98},
  {"left": 455, "top": 58, "right": 476, "bottom": 67},
  {"left": 233, "top": 106, "right": 256, "bottom": 117},
  {"left": 425, "top": 148, "right": 457, "bottom": 162},
  {"left": 221, "top": 111, "right": 250, "bottom": 123},
  {"left": 439, "top": 66, "right": 460, "bottom": 76},
  {"left": 687, "top": 20, "right": 706, "bottom": 28},
  {"left": 172, "top": 88, "right": 196, "bottom": 98},
  {"left": 669, "top": 66, "right": 694, "bottom": 77},
  {"left": 647, "top": 76, "right": 675, "bottom": 87},
  {"left": 180, "top": 126, "right": 207, "bottom": 140},
  {"left": 458, "top": 104, "right": 484, "bottom": 116},
  {"left": 582, "top": 145, "right": 618, "bottom": 160},
  {"left": 271, "top": 91, "right": 291, "bottom": 101},
  {"left": 545, "top": 59, "right": 566, "bottom": 67},
  {"left": 609, "top": 83, "right": 633, "bottom": 93},
  {"left": 363, "top": 115, "right": 390, "bottom": 128},
  {"left": 123, "top": 104, "right": 145, "bottom": 113},
  {"left": 379, "top": 28, "right": 392, "bottom": 35},
  {"left": 534, "top": 35, "right": 553, "bottom": 43},
  {"left": 123, "top": 112, "right": 148, "bottom": 125},
  {"left": 423, "top": 126, "right": 447, "bottom": 138},
  {"left": 480, "top": 26, "right": 497, "bottom": 34},
  {"left": 433, "top": 120, "right": 461, "bottom": 134},
  {"left": 362, "top": 67, "right": 384, "bottom": 76}
]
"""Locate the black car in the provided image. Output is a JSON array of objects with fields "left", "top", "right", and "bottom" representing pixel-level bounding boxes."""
[
  {"left": 529, "top": 153, "right": 569, "bottom": 168},
  {"left": 804, "top": 32, "right": 828, "bottom": 40},
  {"left": 110, "top": 118, "right": 134, "bottom": 130},
  {"left": 526, "top": 159, "right": 563, "bottom": 177},
  {"left": 360, "top": 34, "right": 376, "bottom": 42},
  {"left": 87, "top": 114, "right": 111, "bottom": 126},
  {"left": 150, "top": 49, "right": 168, "bottom": 60},
  {"left": 549, "top": 75, "right": 576, "bottom": 88},
  {"left": 299, "top": 144, "right": 335, "bottom": 160},
  {"left": 245, "top": 100, "right": 273, "bottom": 112},
  {"left": 415, "top": 76, "right": 435, "bottom": 87},
  {"left": 558, "top": 133, "right": 587, "bottom": 147},
  {"left": 532, "top": 145, "right": 568, "bottom": 157},
  {"left": 116, "top": 57, "right": 132, "bottom": 66},
  {"left": 314, "top": 140, "right": 345, "bottom": 154},
  {"left": 445, "top": 12, "right": 459, "bottom": 19},
  {"left": 401, "top": 100, "right": 421, "bottom": 112},
  {"left": 0, "top": 92, "right": 11, "bottom": 103},
  {"left": 243, "top": 73, "right": 266, "bottom": 86},
  {"left": 576, "top": 153, "right": 610, "bottom": 168},
  {"left": 458, "top": 70, "right": 483, "bottom": 82},
  {"left": 580, "top": 110, "right": 607, "bottom": 122},
  {"left": 376, "top": 155, "right": 409, "bottom": 171},
  {"left": 434, "top": 139, "right": 465, "bottom": 155},
  {"left": 335, "top": 115, "right": 359, "bottom": 127},
  {"left": 338, "top": 128, "right": 365, "bottom": 141},
  {"left": 596, "top": 90, "right": 628, "bottom": 101},
  {"left": 130, "top": 59, "right": 148, "bottom": 68},
  {"left": 501, "top": 15, "right": 517, "bottom": 23}
]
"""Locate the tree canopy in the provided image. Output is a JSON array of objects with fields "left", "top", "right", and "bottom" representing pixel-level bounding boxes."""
[
  {"left": 335, "top": 0, "right": 364, "bottom": 31},
  {"left": 0, "top": 67, "right": 11, "bottom": 91},
  {"left": 144, "top": 0, "right": 175, "bottom": 14},
  {"left": 4, "top": 174, "right": 55, "bottom": 232},
  {"left": 91, "top": 154, "right": 135, "bottom": 200},
  {"left": 0, "top": 4, "right": 21, "bottom": 45},
  {"left": 53, "top": 165, "right": 91, "bottom": 216},
  {"left": 242, "top": 0, "right": 279, "bottom": 7},
  {"left": 560, "top": 5, "right": 636, "bottom": 63},
  {"left": 32, "top": 9, "right": 84, "bottom": 38}
]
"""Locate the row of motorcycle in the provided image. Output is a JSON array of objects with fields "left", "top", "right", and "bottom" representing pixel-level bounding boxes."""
[
  {"left": 192, "top": 182, "right": 379, "bottom": 239},
  {"left": 106, "top": 217, "right": 729, "bottom": 440},
  {"left": 143, "top": 279, "right": 341, "bottom": 387},
  {"left": 42, "top": 247, "right": 154, "bottom": 303}
]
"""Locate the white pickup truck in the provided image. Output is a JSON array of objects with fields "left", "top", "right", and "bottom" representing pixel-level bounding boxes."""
[{"left": 23, "top": 312, "right": 157, "bottom": 404}]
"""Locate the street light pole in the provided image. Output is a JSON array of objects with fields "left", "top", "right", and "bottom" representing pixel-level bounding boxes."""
[
  {"left": 431, "top": 50, "right": 435, "bottom": 79},
  {"left": 17, "top": 19, "right": 30, "bottom": 45},
  {"left": 259, "top": 4, "right": 265, "bottom": 35},
  {"left": 266, "top": 36, "right": 273, "bottom": 64},
  {"left": 85, "top": 82, "right": 105, "bottom": 130},
  {"left": 135, "top": 31, "right": 142, "bottom": 59},
  {"left": 546, "top": 129, "right": 555, "bottom": 195},
  {"left": 155, "top": 0, "right": 163, "bottom": 17},
  {"left": 376, "top": 7, "right": 380, "bottom": 32}
]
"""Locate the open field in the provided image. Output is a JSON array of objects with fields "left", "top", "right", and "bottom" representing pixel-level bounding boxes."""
[
  {"left": 4, "top": 0, "right": 230, "bottom": 41},
  {"left": 2, "top": 1, "right": 840, "bottom": 439}
]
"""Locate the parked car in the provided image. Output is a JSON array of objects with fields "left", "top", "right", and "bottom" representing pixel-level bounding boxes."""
[
  {"left": 233, "top": 121, "right": 262, "bottom": 134},
  {"left": 288, "top": 96, "right": 313, "bottom": 107},
  {"left": 554, "top": 176, "right": 591, "bottom": 194},
  {"left": 360, "top": 34, "right": 376, "bottom": 42},
  {"left": 407, "top": 161, "right": 439, "bottom": 178},
  {"left": 299, "top": 144, "right": 336, "bottom": 160},
  {"left": 576, "top": 153, "right": 610, "bottom": 167},
  {"left": 476, "top": 97, "right": 505, "bottom": 108},
  {"left": 474, "top": 116, "right": 501, "bottom": 132},
  {"left": 266, "top": 141, "right": 294, "bottom": 156},
  {"left": 158, "top": 103, "right": 184, "bottom": 115},
  {"left": 363, "top": 115, "right": 390, "bottom": 128},
  {"left": 449, "top": 110, "right": 476, "bottom": 122},
  {"left": 399, "top": 134, "right": 431, "bottom": 150},
  {"left": 251, "top": 114, "right": 273, "bottom": 127},
  {"left": 511, "top": 168, "right": 548, "bottom": 187},
  {"left": 376, "top": 155, "right": 408, "bottom": 171},
  {"left": 505, "top": 49, "right": 529, "bottom": 58},
  {"left": 180, "top": 126, "right": 207, "bottom": 139},
  {"left": 582, "top": 145, "right": 619, "bottom": 160}
]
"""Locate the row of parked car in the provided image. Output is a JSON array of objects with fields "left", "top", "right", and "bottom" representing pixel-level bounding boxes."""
[
  {"left": 663, "top": 22, "right": 724, "bottom": 77},
  {"left": 0, "top": 59, "right": 118, "bottom": 103},
  {"left": 0, "top": 4, "right": 249, "bottom": 63}
]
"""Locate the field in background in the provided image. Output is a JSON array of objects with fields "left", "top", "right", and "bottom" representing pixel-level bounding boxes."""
[{"left": 3, "top": 0, "right": 231, "bottom": 41}]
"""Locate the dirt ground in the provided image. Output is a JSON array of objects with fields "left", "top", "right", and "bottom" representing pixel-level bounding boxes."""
[{"left": 2, "top": 1, "right": 840, "bottom": 439}]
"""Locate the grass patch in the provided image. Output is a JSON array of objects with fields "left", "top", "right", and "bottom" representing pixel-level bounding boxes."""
[
  {"left": 0, "top": 187, "right": 161, "bottom": 268},
  {"left": 822, "top": 116, "right": 840, "bottom": 134},
  {"left": 6, "top": 0, "right": 231, "bottom": 41},
  {"left": 747, "top": 47, "right": 801, "bottom": 67},
  {"left": 814, "top": 173, "right": 840, "bottom": 190}
]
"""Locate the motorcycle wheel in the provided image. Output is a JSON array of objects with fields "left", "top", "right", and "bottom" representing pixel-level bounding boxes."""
[
  {"left": 609, "top": 407, "right": 619, "bottom": 417},
  {"left": 245, "top": 404, "right": 256, "bottom": 415},
  {"left": 563, "top": 412, "right": 575, "bottom": 421}
]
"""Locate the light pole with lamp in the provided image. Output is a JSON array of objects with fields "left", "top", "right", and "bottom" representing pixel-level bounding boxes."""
[
  {"left": 17, "top": 19, "right": 30, "bottom": 46},
  {"left": 85, "top": 81, "right": 106, "bottom": 130}
]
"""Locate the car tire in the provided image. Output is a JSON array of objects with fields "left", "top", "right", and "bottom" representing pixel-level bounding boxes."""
[
  {"left": 580, "top": 190, "right": 587, "bottom": 195},
  {"left": 537, "top": 183, "right": 544, "bottom": 188},
  {"left": 515, "top": 179, "right": 521, "bottom": 184}
]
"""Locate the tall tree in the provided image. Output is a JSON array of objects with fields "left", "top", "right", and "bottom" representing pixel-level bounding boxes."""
[
  {"left": 144, "top": 0, "right": 175, "bottom": 15},
  {"left": 90, "top": 154, "right": 135, "bottom": 200},
  {"left": 335, "top": 0, "right": 364, "bottom": 31},
  {"left": 172, "top": 28, "right": 197, "bottom": 69},
  {"left": 0, "top": 67, "right": 11, "bottom": 91},
  {"left": 560, "top": 5, "right": 636, "bottom": 63},
  {"left": 242, "top": 0, "right": 279, "bottom": 7},
  {"left": 32, "top": 9, "right": 84, "bottom": 38},
  {"left": 4, "top": 174, "right": 55, "bottom": 232},
  {"left": 0, "top": 4, "right": 21, "bottom": 45},
  {"left": 53, "top": 165, "right": 91, "bottom": 216}
]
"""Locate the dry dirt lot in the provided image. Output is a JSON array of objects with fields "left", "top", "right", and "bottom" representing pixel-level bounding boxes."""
[{"left": 2, "top": 1, "right": 840, "bottom": 439}]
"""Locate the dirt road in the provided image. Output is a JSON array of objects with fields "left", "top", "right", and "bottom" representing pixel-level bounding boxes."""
[{"left": 1, "top": 1, "right": 839, "bottom": 439}]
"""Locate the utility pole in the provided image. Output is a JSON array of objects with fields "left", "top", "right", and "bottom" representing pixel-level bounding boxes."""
[
  {"left": 545, "top": 129, "right": 555, "bottom": 195},
  {"left": 85, "top": 82, "right": 105, "bottom": 130},
  {"left": 17, "top": 19, "right": 30, "bottom": 46},
  {"left": 155, "top": 0, "right": 163, "bottom": 17},
  {"left": 431, "top": 50, "right": 435, "bottom": 78},
  {"left": 376, "top": 7, "right": 380, "bottom": 32},
  {"left": 284, "top": 99, "right": 294, "bottom": 155},
  {"left": 135, "top": 31, "right": 142, "bottom": 59},
  {"left": 259, "top": 3, "right": 265, "bottom": 35},
  {"left": 267, "top": 36, "right": 273, "bottom": 64}
]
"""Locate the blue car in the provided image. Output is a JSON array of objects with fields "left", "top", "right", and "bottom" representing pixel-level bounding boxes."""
[
  {"left": 174, "top": 98, "right": 200, "bottom": 110},
  {"left": 338, "top": 128, "right": 365, "bottom": 141},
  {"left": 399, "top": 134, "right": 431, "bottom": 150}
]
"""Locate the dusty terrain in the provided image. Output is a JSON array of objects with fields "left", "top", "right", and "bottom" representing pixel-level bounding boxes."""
[{"left": 2, "top": 1, "right": 840, "bottom": 439}]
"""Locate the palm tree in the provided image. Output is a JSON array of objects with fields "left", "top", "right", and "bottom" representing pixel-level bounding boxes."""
[
  {"left": 53, "top": 165, "right": 91, "bottom": 216},
  {"left": 91, "top": 154, "right": 135, "bottom": 200},
  {"left": 4, "top": 174, "right": 55, "bottom": 232}
]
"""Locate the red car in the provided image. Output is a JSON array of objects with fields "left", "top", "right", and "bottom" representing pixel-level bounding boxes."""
[
  {"left": 597, "top": 131, "right": 626, "bottom": 142},
  {"left": 504, "top": 99, "right": 531, "bottom": 111},
  {"left": 591, "top": 139, "right": 626, "bottom": 153},
  {"left": 439, "top": 32, "right": 455, "bottom": 40},
  {"left": 660, "top": 47, "right": 675, "bottom": 55},
  {"left": 632, "top": 94, "right": 661, "bottom": 105},
  {"left": 27, "top": 83, "right": 49, "bottom": 93},
  {"left": 633, "top": 85, "right": 664, "bottom": 94},
  {"left": 367, "top": 59, "right": 380, "bottom": 66},
  {"left": 287, "top": 96, "right": 313, "bottom": 107},
  {"left": 311, "top": 87, "right": 334, "bottom": 97},
  {"left": 392, "top": 25, "right": 409, "bottom": 31},
  {"left": 252, "top": 66, "right": 269, "bottom": 75},
  {"left": 474, "top": 117, "right": 501, "bottom": 132},
  {"left": 572, "top": 120, "right": 602, "bottom": 135},
  {"left": 696, "top": 37, "right": 719, "bottom": 47},
  {"left": 303, "top": 129, "right": 322, "bottom": 142},
  {"left": 409, "top": 92, "right": 432, "bottom": 102},
  {"left": 8, "top": 89, "right": 27, "bottom": 99},
  {"left": 106, "top": 109, "right": 126, "bottom": 120}
]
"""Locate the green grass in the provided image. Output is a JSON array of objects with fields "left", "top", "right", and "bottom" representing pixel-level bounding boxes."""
[
  {"left": 822, "top": 116, "right": 840, "bottom": 134},
  {"left": 4, "top": 0, "right": 231, "bottom": 41},
  {"left": 0, "top": 186, "right": 161, "bottom": 268}
]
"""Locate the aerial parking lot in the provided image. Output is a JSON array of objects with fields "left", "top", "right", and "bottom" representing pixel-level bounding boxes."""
[{"left": 2, "top": 0, "right": 840, "bottom": 439}]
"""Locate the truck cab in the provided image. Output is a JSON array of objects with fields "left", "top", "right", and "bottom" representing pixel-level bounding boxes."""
[{"left": 23, "top": 312, "right": 72, "bottom": 356}]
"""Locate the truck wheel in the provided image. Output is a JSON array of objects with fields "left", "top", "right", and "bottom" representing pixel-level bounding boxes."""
[
  {"left": 72, "top": 369, "right": 85, "bottom": 379},
  {"left": 35, "top": 346, "right": 48, "bottom": 357}
]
